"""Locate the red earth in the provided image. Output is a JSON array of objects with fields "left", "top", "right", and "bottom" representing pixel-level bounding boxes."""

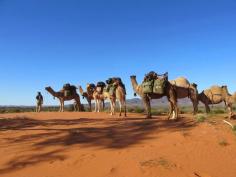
[{"left": 0, "top": 112, "right": 236, "bottom": 177}]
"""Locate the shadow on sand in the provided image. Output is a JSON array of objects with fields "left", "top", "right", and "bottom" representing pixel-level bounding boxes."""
[{"left": 0, "top": 115, "right": 196, "bottom": 174}]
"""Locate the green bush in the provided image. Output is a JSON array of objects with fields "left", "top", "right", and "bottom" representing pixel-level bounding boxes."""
[
  {"left": 127, "top": 107, "right": 135, "bottom": 113},
  {"left": 212, "top": 109, "right": 225, "bottom": 114},
  {"left": 195, "top": 114, "right": 207, "bottom": 122},
  {"left": 133, "top": 107, "right": 145, "bottom": 113}
]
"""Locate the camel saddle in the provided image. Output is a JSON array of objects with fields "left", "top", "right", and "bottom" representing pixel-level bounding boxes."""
[
  {"left": 142, "top": 72, "right": 168, "bottom": 94},
  {"left": 106, "top": 77, "right": 126, "bottom": 95},
  {"left": 96, "top": 82, "right": 106, "bottom": 94},
  {"left": 63, "top": 83, "right": 77, "bottom": 97},
  {"left": 87, "top": 83, "right": 96, "bottom": 93}
]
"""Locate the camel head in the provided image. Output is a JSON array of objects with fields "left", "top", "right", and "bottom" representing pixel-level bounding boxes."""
[
  {"left": 78, "top": 86, "right": 86, "bottom": 99},
  {"left": 45, "top": 86, "right": 52, "bottom": 92},
  {"left": 86, "top": 83, "right": 90, "bottom": 89},
  {"left": 130, "top": 75, "right": 141, "bottom": 96},
  {"left": 79, "top": 86, "right": 84, "bottom": 94},
  {"left": 45, "top": 86, "right": 56, "bottom": 99}
]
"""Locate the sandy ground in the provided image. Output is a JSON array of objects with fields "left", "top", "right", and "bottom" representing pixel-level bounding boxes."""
[{"left": 0, "top": 112, "right": 236, "bottom": 177}]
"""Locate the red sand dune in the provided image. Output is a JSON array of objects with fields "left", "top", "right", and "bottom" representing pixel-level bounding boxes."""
[{"left": 0, "top": 112, "right": 236, "bottom": 177}]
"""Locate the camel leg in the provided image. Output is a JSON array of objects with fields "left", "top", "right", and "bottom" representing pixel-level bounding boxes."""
[
  {"left": 75, "top": 100, "right": 80, "bottom": 112},
  {"left": 97, "top": 100, "right": 101, "bottom": 113},
  {"left": 168, "top": 102, "right": 173, "bottom": 120},
  {"left": 109, "top": 100, "right": 113, "bottom": 115},
  {"left": 226, "top": 103, "right": 233, "bottom": 119},
  {"left": 62, "top": 101, "right": 64, "bottom": 112},
  {"left": 205, "top": 103, "right": 210, "bottom": 114},
  {"left": 110, "top": 99, "right": 116, "bottom": 116},
  {"left": 59, "top": 100, "right": 62, "bottom": 112},
  {"left": 191, "top": 98, "right": 198, "bottom": 115},
  {"left": 143, "top": 95, "right": 151, "bottom": 118},
  {"left": 119, "top": 100, "right": 127, "bottom": 117},
  {"left": 73, "top": 102, "right": 77, "bottom": 112},
  {"left": 102, "top": 100, "right": 105, "bottom": 111},
  {"left": 169, "top": 102, "right": 177, "bottom": 120},
  {"left": 124, "top": 100, "right": 127, "bottom": 117},
  {"left": 118, "top": 100, "right": 122, "bottom": 116},
  {"left": 88, "top": 99, "right": 92, "bottom": 112},
  {"left": 174, "top": 103, "right": 179, "bottom": 119},
  {"left": 172, "top": 99, "right": 178, "bottom": 120},
  {"left": 94, "top": 99, "right": 98, "bottom": 112},
  {"left": 111, "top": 101, "right": 115, "bottom": 115}
]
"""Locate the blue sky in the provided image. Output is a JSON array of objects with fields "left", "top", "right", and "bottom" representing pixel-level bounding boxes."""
[{"left": 0, "top": 0, "right": 236, "bottom": 105}]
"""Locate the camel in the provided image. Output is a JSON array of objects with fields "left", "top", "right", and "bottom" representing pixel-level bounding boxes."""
[
  {"left": 198, "top": 85, "right": 236, "bottom": 119},
  {"left": 79, "top": 84, "right": 105, "bottom": 112},
  {"left": 91, "top": 80, "right": 127, "bottom": 117},
  {"left": 170, "top": 77, "right": 198, "bottom": 114},
  {"left": 45, "top": 86, "right": 81, "bottom": 112},
  {"left": 109, "top": 80, "right": 127, "bottom": 117},
  {"left": 130, "top": 75, "right": 178, "bottom": 119}
]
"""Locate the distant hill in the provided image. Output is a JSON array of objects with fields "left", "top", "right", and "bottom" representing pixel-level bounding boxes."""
[{"left": 126, "top": 97, "right": 193, "bottom": 108}]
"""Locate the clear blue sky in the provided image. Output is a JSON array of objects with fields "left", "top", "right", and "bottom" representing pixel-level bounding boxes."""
[{"left": 0, "top": 0, "right": 236, "bottom": 105}]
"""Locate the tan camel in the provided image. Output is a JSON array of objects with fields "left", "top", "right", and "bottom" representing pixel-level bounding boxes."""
[
  {"left": 170, "top": 77, "right": 198, "bottom": 114},
  {"left": 130, "top": 75, "right": 178, "bottom": 119},
  {"left": 93, "top": 86, "right": 110, "bottom": 113},
  {"left": 109, "top": 80, "right": 127, "bottom": 117},
  {"left": 79, "top": 84, "right": 105, "bottom": 112},
  {"left": 45, "top": 86, "right": 81, "bottom": 112},
  {"left": 92, "top": 81, "right": 127, "bottom": 117},
  {"left": 198, "top": 85, "right": 236, "bottom": 119}
]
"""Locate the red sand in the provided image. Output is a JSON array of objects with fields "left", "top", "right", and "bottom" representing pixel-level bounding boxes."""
[{"left": 0, "top": 112, "right": 236, "bottom": 177}]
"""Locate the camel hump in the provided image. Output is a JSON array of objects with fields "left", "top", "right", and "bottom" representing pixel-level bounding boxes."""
[
  {"left": 204, "top": 85, "right": 223, "bottom": 96},
  {"left": 170, "top": 77, "right": 190, "bottom": 88},
  {"left": 209, "top": 85, "right": 223, "bottom": 94}
]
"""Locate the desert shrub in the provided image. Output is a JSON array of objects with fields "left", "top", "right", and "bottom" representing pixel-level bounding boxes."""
[
  {"left": 212, "top": 109, "right": 225, "bottom": 114},
  {"left": 219, "top": 140, "right": 229, "bottom": 146},
  {"left": 133, "top": 106, "right": 145, "bottom": 113},
  {"left": 127, "top": 107, "right": 135, "bottom": 113},
  {"left": 67, "top": 104, "right": 75, "bottom": 112},
  {"left": 195, "top": 114, "right": 207, "bottom": 122},
  {"left": 233, "top": 106, "right": 236, "bottom": 111},
  {"left": 180, "top": 106, "right": 192, "bottom": 114},
  {"left": 197, "top": 110, "right": 204, "bottom": 114}
]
